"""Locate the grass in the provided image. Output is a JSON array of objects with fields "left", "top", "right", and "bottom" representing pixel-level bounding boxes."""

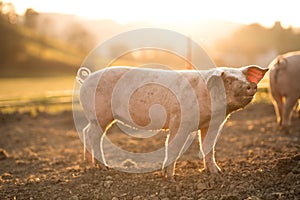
[
  {"left": 254, "top": 88, "right": 272, "bottom": 103},
  {"left": 254, "top": 77, "right": 272, "bottom": 103},
  {"left": 0, "top": 76, "right": 76, "bottom": 114},
  {"left": 0, "top": 77, "right": 74, "bottom": 99}
]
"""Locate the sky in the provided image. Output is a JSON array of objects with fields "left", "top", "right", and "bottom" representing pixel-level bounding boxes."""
[{"left": 6, "top": 0, "right": 300, "bottom": 27}]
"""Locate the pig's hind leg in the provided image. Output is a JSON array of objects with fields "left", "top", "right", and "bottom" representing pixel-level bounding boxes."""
[
  {"left": 271, "top": 92, "right": 284, "bottom": 128},
  {"left": 282, "top": 96, "right": 299, "bottom": 133},
  {"left": 83, "top": 120, "right": 106, "bottom": 167},
  {"left": 162, "top": 115, "right": 195, "bottom": 180},
  {"left": 83, "top": 123, "right": 92, "bottom": 164}
]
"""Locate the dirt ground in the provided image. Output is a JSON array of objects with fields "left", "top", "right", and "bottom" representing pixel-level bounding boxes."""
[{"left": 0, "top": 103, "right": 299, "bottom": 200}]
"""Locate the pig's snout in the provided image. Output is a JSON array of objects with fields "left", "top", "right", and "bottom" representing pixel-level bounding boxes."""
[{"left": 246, "top": 82, "right": 257, "bottom": 96}]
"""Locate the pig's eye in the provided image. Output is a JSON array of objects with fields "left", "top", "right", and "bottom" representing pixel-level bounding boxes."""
[{"left": 225, "top": 77, "right": 235, "bottom": 85}]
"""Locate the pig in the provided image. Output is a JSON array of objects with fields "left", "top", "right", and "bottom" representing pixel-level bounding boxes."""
[
  {"left": 77, "top": 65, "right": 268, "bottom": 178},
  {"left": 268, "top": 51, "right": 300, "bottom": 133}
]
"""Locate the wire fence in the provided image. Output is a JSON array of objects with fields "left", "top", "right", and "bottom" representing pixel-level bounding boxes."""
[{"left": 0, "top": 90, "right": 78, "bottom": 114}]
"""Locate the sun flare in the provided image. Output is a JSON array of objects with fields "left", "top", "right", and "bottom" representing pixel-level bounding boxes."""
[{"left": 7, "top": 0, "right": 300, "bottom": 27}]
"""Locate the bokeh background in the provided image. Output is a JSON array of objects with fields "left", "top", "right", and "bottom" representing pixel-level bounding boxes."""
[
  {"left": 1, "top": 0, "right": 300, "bottom": 113},
  {"left": 1, "top": 1, "right": 300, "bottom": 199}
]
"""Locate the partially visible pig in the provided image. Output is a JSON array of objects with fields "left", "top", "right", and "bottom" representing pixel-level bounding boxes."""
[
  {"left": 268, "top": 51, "right": 300, "bottom": 133},
  {"left": 78, "top": 65, "right": 268, "bottom": 178}
]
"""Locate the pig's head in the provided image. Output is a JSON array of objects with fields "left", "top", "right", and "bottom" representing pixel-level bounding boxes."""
[{"left": 214, "top": 65, "right": 268, "bottom": 114}]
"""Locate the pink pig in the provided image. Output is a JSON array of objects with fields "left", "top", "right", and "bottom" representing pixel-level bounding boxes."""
[
  {"left": 77, "top": 65, "right": 268, "bottom": 178},
  {"left": 269, "top": 51, "right": 300, "bottom": 133}
]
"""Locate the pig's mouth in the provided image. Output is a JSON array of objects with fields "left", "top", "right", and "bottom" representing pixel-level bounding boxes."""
[
  {"left": 236, "top": 94, "right": 254, "bottom": 104},
  {"left": 243, "top": 95, "right": 254, "bottom": 100},
  {"left": 242, "top": 95, "right": 255, "bottom": 104},
  {"left": 245, "top": 94, "right": 254, "bottom": 98},
  {"left": 235, "top": 93, "right": 254, "bottom": 99}
]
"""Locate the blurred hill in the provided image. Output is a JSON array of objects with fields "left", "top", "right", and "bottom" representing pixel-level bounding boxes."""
[
  {"left": 0, "top": 5, "right": 243, "bottom": 77},
  {"left": 1, "top": 2, "right": 300, "bottom": 77},
  {"left": 0, "top": 6, "right": 87, "bottom": 77}
]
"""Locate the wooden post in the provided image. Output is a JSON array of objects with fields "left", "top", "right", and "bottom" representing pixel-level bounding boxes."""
[{"left": 186, "top": 35, "right": 192, "bottom": 69}]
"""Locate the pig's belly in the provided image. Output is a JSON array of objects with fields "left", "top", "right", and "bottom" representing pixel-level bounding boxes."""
[{"left": 111, "top": 84, "right": 180, "bottom": 130}]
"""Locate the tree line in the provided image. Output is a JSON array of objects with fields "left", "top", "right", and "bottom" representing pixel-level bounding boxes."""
[
  {"left": 1, "top": 2, "right": 299, "bottom": 75},
  {"left": 0, "top": 2, "right": 94, "bottom": 52},
  {"left": 214, "top": 22, "right": 300, "bottom": 65}
]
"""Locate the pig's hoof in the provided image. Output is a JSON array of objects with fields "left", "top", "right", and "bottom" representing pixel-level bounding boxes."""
[
  {"left": 104, "top": 164, "right": 111, "bottom": 171},
  {"left": 205, "top": 165, "right": 222, "bottom": 175},
  {"left": 208, "top": 169, "right": 222, "bottom": 174},
  {"left": 169, "top": 176, "right": 176, "bottom": 182},
  {"left": 161, "top": 171, "right": 166, "bottom": 178},
  {"left": 161, "top": 170, "right": 176, "bottom": 182},
  {"left": 161, "top": 166, "right": 175, "bottom": 179},
  {"left": 85, "top": 160, "right": 97, "bottom": 168},
  {"left": 161, "top": 168, "right": 167, "bottom": 178},
  {"left": 279, "top": 126, "right": 290, "bottom": 134},
  {"left": 198, "top": 167, "right": 223, "bottom": 174},
  {"left": 198, "top": 167, "right": 207, "bottom": 173},
  {"left": 163, "top": 174, "right": 176, "bottom": 182}
]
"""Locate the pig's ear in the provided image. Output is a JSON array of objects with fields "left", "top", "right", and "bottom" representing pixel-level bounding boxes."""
[
  {"left": 242, "top": 65, "right": 268, "bottom": 84},
  {"left": 207, "top": 69, "right": 225, "bottom": 90},
  {"left": 204, "top": 68, "right": 224, "bottom": 84},
  {"left": 211, "top": 68, "right": 224, "bottom": 77},
  {"left": 207, "top": 69, "right": 226, "bottom": 105}
]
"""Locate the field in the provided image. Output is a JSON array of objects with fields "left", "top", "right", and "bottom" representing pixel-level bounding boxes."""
[
  {"left": 0, "top": 78, "right": 299, "bottom": 199},
  {"left": 0, "top": 77, "right": 75, "bottom": 114}
]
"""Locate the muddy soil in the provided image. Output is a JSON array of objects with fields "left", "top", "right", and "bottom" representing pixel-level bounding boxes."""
[{"left": 0, "top": 103, "right": 299, "bottom": 200}]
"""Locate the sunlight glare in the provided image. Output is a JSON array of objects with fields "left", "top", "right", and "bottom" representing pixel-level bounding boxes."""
[{"left": 7, "top": 0, "right": 300, "bottom": 27}]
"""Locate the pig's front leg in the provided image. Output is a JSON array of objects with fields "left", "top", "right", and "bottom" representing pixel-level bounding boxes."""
[
  {"left": 199, "top": 128, "right": 222, "bottom": 174},
  {"left": 204, "top": 147, "right": 221, "bottom": 174}
]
